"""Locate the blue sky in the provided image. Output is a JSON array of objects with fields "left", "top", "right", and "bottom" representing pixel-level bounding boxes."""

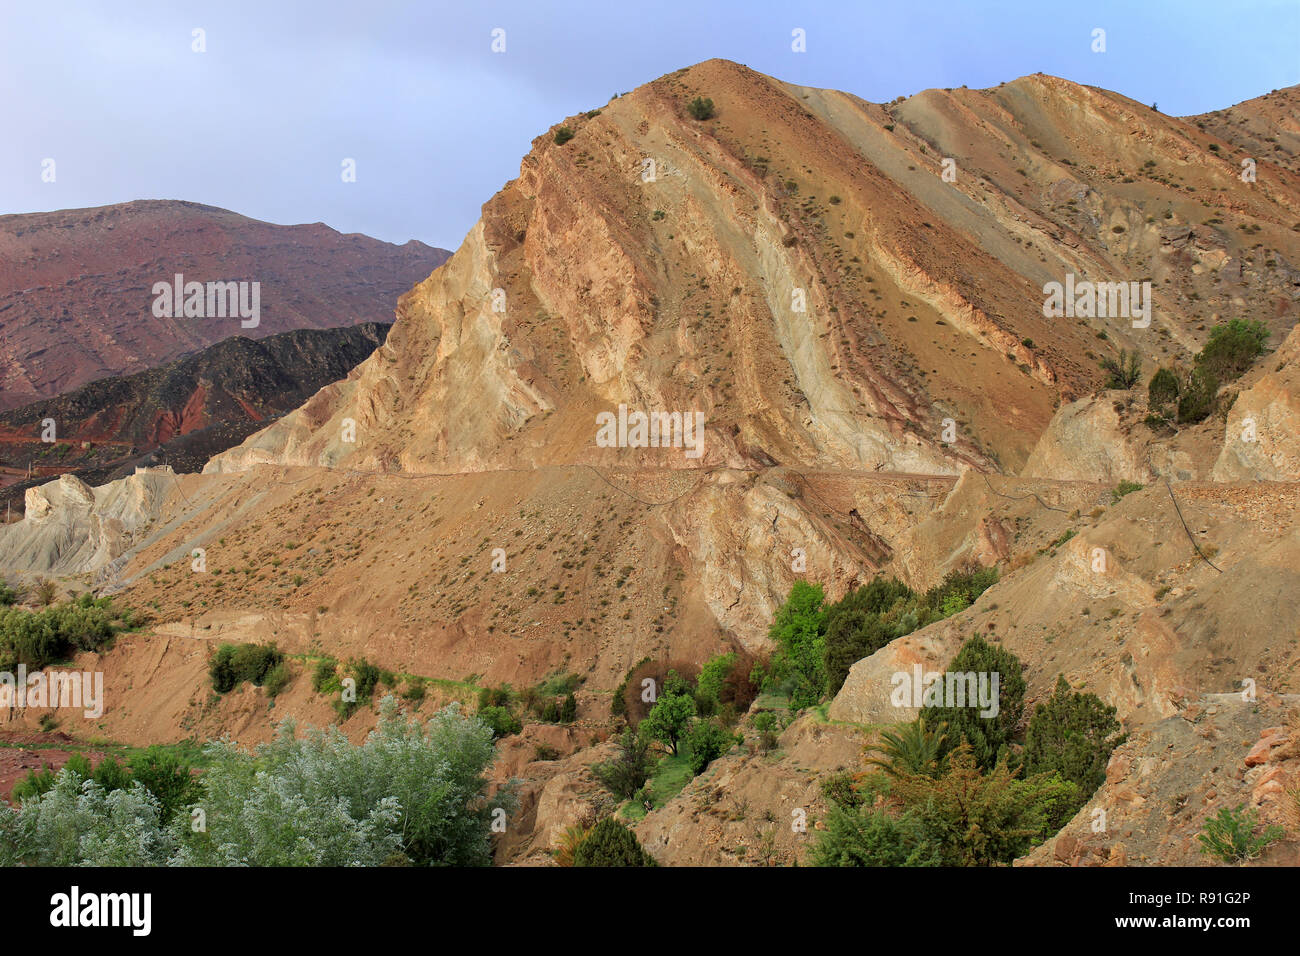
[{"left": 2, "top": 0, "right": 1296, "bottom": 249}]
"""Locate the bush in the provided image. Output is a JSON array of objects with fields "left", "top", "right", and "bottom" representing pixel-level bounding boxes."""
[
  {"left": 811, "top": 806, "right": 941, "bottom": 867},
  {"left": 348, "top": 658, "right": 382, "bottom": 701},
  {"left": 1198, "top": 804, "right": 1284, "bottom": 863},
  {"left": 559, "top": 692, "right": 577, "bottom": 723},
  {"left": 553, "top": 126, "right": 574, "bottom": 145},
  {"left": 640, "top": 690, "right": 696, "bottom": 755},
  {"left": 0, "top": 598, "right": 129, "bottom": 671},
  {"left": 1023, "top": 675, "right": 1126, "bottom": 812},
  {"left": 261, "top": 662, "right": 292, "bottom": 698},
  {"left": 477, "top": 705, "right": 521, "bottom": 740},
  {"left": 686, "top": 96, "right": 715, "bottom": 120},
  {"left": 0, "top": 580, "right": 17, "bottom": 606},
  {"left": 572, "top": 817, "right": 657, "bottom": 866},
  {"left": 1177, "top": 365, "right": 1219, "bottom": 423},
  {"left": 1099, "top": 349, "right": 1142, "bottom": 389},
  {"left": 127, "top": 747, "right": 202, "bottom": 825},
  {"left": 685, "top": 718, "right": 738, "bottom": 776},
  {"left": 753, "top": 711, "right": 781, "bottom": 751},
  {"left": 764, "top": 581, "right": 828, "bottom": 710},
  {"left": 209, "top": 642, "right": 283, "bottom": 694},
  {"left": 892, "top": 748, "right": 1079, "bottom": 865},
  {"left": 921, "top": 635, "right": 1026, "bottom": 771},
  {"left": 592, "top": 728, "right": 654, "bottom": 799},
  {"left": 694, "top": 652, "right": 735, "bottom": 717},
  {"left": 1110, "top": 480, "right": 1144, "bottom": 503},
  {"left": 1148, "top": 367, "right": 1180, "bottom": 410},
  {"left": 1197, "top": 319, "right": 1268, "bottom": 381},
  {"left": 312, "top": 657, "right": 339, "bottom": 693}
]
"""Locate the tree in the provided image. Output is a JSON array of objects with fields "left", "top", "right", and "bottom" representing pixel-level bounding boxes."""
[
  {"left": 1148, "top": 366, "right": 1180, "bottom": 411},
  {"left": 695, "top": 652, "right": 735, "bottom": 716},
  {"left": 1197, "top": 319, "right": 1268, "bottom": 381},
  {"left": 1023, "top": 675, "right": 1126, "bottom": 810},
  {"left": 1099, "top": 349, "right": 1142, "bottom": 389},
  {"left": 823, "top": 607, "right": 891, "bottom": 697},
  {"left": 1177, "top": 365, "right": 1218, "bottom": 423},
  {"left": 810, "top": 806, "right": 941, "bottom": 867},
  {"left": 640, "top": 691, "right": 696, "bottom": 755},
  {"left": 478, "top": 705, "right": 522, "bottom": 739},
  {"left": 592, "top": 728, "right": 653, "bottom": 800},
  {"left": 890, "top": 746, "right": 1079, "bottom": 866},
  {"left": 559, "top": 692, "right": 577, "bottom": 723},
  {"left": 765, "top": 581, "right": 828, "bottom": 710},
  {"left": 572, "top": 818, "right": 657, "bottom": 866},
  {"left": 865, "top": 718, "right": 948, "bottom": 779},
  {"left": 685, "top": 718, "right": 738, "bottom": 776},
  {"left": 687, "top": 96, "right": 715, "bottom": 120},
  {"left": 921, "top": 635, "right": 1026, "bottom": 771}
]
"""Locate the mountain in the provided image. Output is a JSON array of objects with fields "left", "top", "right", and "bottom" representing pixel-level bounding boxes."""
[
  {"left": 0, "top": 323, "right": 391, "bottom": 516},
  {"left": 0, "top": 61, "right": 1296, "bottom": 866},
  {"left": 0, "top": 200, "right": 448, "bottom": 410}
]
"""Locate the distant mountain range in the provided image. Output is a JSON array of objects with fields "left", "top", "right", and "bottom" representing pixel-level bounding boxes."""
[{"left": 0, "top": 199, "right": 449, "bottom": 410}]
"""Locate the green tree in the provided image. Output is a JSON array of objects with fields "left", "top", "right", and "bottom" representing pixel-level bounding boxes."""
[
  {"left": 686, "top": 96, "right": 715, "bottom": 120},
  {"left": 1023, "top": 675, "right": 1126, "bottom": 810},
  {"left": 1176, "top": 365, "right": 1219, "bottom": 423},
  {"left": 685, "top": 718, "right": 738, "bottom": 776},
  {"left": 592, "top": 728, "right": 654, "bottom": 800},
  {"left": 765, "top": 581, "right": 828, "bottom": 710},
  {"left": 1099, "top": 349, "right": 1142, "bottom": 389},
  {"left": 921, "top": 635, "right": 1026, "bottom": 771},
  {"left": 823, "top": 607, "right": 891, "bottom": 697},
  {"left": 1196, "top": 318, "right": 1268, "bottom": 380},
  {"left": 865, "top": 718, "right": 948, "bottom": 779},
  {"left": 810, "top": 806, "right": 942, "bottom": 867},
  {"left": 1148, "top": 366, "right": 1180, "bottom": 411},
  {"left": 572, "top": 817, "right": 657, "bottom": 866},
  {"left": 695, "top": 652, "right": 735, "bottom": 716},
  {"left": 891, "top": 747, "right": 1079, "bottom": 866},
  {"left": 640, "top": 691, "right": 696, "bottom": 755}
]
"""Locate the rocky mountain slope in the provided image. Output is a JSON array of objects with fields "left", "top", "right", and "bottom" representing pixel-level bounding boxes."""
[
  {"left": 0, "top": 61, "right": 1297, "bottom": 866},
  {"left": 0, "top": 323, "right": 391, "bottom": 517},
  {"left": 0, "top": 200, "right": 447, "bottom": 409}
]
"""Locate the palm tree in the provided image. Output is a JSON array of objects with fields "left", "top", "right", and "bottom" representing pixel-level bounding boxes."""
[{"left": 865, "top": 718, "right": 948, "bottom": 778}]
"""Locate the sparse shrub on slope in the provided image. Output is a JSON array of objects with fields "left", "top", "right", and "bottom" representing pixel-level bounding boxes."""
[
  {"left": 1198, "top": 804, "right": 1284, "bottom": 863},
  {"left": 684, "top": 718, "right": 739, "bottom": 777},
  {"left": 1196, "top": 318, "right": 1268, "bottom": 381},
  {"left": 592, "top": 727, "right": 654, "bottom": 800},
  {"left": 687, "top": 96, "right": 715, "bottom": 120},
  {"left": 1099, "top": 349, "right": 1142, "bottom": 389},
  {"left": 572, "top": 817, "right": 657, "bottom": 867},
  {"left": 811, "top": 805, "right": 941, "bottom": 867},
  {"left": 208, "top": 641, "right": 283, "bottom": 693}
]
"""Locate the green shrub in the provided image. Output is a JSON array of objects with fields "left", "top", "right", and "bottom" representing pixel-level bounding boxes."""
[
  {"left": 592, "top": 728, "right": 654, "bottom": 799},
  {"left": 685, "top": 718, "right": 738, "bottom": 776},
  {"left": 1110, "top": 480, "right": 1144, "bottom": 503},
  {"left": 559, "top": 692, "right": 577, "bottom": 723},
  {"left": 312, "top": 657, "right": 340, "bottom": 694},
  {"left": 1148, "top": 366, "right": 1180, "bottom": 410},
  {"left": 764, "top": 581, "right": 828, "bottom": 710},
  {"left": 127, "top": 746, "right": 202, "bottom": 824},
  {"left": 686, "top": 96, "right": 715, "bottom": 120},
  {"left": 811, "top": 806, "right": 941, "bottom": 867},
  {"left": 1099, "top": 349, "right": 1142, "bottom": 389},
  {"left": 1198, "top": 804, "right": 1284, "bottom": 863},
  {"left": 477, "top": 705, "right": 521, "bottom": 739},
  {"left": 753, "top": 711, "right": 781, "bottom": 751},
  {"left": 639, "top": 690, "right": 696, "bottom": 755},
  {"left": 209, "top": 642, "right": 283, "bottom": 694},
  {"left": 1023, "top": 676, "right": 1125, "bottom": 813},
  {"left": 572, "top": 817, "right": 657, "bottom": 866},
  {"left": 348, "top": 658, "right": 381, "bottom": 702},
  {"left": 1196, "top": 319, "right": 1268, "bottom": 381},
  {"left": 921, "top": 635, "right": 1026, "bottom": 772},
  {"left": 1177, "top": 365, "right": 1219, "bottom": 423},
  {"left": 553, "top": 126, "right": 574, "bottom": 145},
  {"left": 261, "top": 662, "right": 292, "bottom": 698}
]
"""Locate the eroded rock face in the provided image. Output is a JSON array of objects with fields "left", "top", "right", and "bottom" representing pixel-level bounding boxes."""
[
  {"left": 0, "top": 469, "right": 175, "bottom": 576},
  {"left": 827, "top": 622, "right": 965, "bottom": 724},
  {"left": 1213, "top": 325, "right": 1300, "bottom": 481},
  {"left": 1023, "top": 394, "right": 1155, "bottom": 484}
]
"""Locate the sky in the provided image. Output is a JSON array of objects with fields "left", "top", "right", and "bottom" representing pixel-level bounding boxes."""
[{"left": 2, "top": 0, "right": 1297, "bottom": 250}]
